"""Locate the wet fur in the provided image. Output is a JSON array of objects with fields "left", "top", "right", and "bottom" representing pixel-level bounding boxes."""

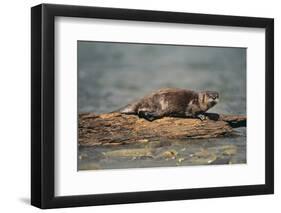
[{"left": 115, "top": 88, "right": 219, "bottom": 121}]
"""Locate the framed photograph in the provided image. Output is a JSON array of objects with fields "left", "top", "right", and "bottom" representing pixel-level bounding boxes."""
[{"left": 31, "top": 3, "right": 274, "bottom": 209}]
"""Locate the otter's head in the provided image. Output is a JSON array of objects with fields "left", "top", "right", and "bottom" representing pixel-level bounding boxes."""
[{"left": 199, "top": 91, "right": 219, "bottom": 110}]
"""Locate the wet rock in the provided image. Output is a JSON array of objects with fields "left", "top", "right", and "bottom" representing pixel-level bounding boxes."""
[
  {"left": 189, "top": 149, "right": 217, "bottom": 164},
  {"left": 177, "top": 157, "right": 185, "bottom": 163},
  {"left": 146, "top": 140, "right": 172, "bottom": 148},
  {"left": 103, "top": 148, "right": 154, "bottom": 158},
  {"left": 78, "top": 153, "right": 88, "bottom": 160},
  {"left": 211, "top": 158, "right": 230, "bottom": 165},
  {"left": 222, "top": 146, "right": 237, "bottom": 156},
  {"left": 161, "top": 150, "right": 178, "bottom": 159},
  {"left": 79, "top": 162, "right": 101, "bottom": 170}
]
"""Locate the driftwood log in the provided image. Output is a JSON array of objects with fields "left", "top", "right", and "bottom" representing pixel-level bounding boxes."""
[{"left": 79, "top": 112, "right": 246, "bottom": 146}]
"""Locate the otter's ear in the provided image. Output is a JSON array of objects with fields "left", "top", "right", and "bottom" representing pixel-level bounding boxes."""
[{"left": 213, "top": 92, "right": 219, "bottom": 98}]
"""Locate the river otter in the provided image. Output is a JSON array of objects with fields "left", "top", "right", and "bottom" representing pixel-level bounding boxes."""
[{"left": 115, "top": 88, "right": 219, "bottom": 121}]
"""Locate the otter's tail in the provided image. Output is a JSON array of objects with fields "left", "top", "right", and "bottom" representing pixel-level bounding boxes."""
[{"left": 110, "top": 102, "right": 139, "bottom": 114}]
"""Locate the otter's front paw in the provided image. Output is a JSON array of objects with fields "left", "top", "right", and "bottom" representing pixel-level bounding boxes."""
[
  {"left": 138, "top": 111, "right": 156, "bottom": 121},
  {"left": 197, "top": 114, "right": 207, "bottom": 121}
]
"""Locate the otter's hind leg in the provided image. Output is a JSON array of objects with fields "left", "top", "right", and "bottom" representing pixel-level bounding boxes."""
[{"left": 138, "top": 111, "right": 165, "bottom": 121}]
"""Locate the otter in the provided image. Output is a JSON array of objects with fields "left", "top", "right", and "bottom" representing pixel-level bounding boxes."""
[{"left": 114, "top": 88, "right": 219, "bottom": 121}]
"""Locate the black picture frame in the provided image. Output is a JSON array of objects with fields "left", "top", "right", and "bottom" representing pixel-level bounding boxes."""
[{"left": 31, "top": 3, "right": 274, "bottom": 209}]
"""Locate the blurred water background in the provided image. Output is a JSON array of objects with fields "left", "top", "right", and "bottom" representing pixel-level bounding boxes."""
[{"left": 78, "top": 41, "right": 246, "bottom": 170}]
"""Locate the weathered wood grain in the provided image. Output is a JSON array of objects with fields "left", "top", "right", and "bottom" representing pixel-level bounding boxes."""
[{"left": 79, "top": 112, "right": 246, "bottom": 146}]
